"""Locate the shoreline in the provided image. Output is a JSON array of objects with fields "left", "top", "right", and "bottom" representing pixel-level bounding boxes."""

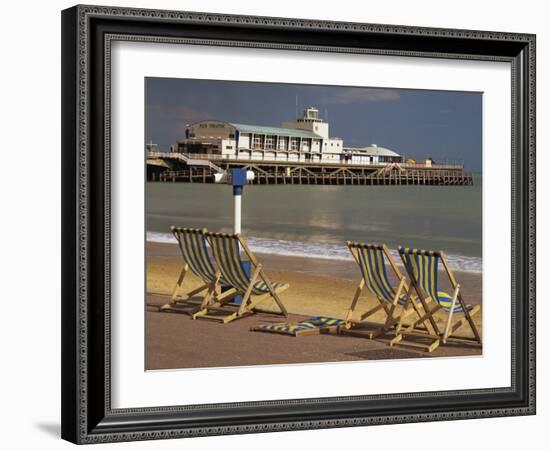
[
  {"left": 147, "top": 241, "right": 482, "bottom": 296},
  {"left": 147, "top": 232, "right": 483, "bottom": 275}
]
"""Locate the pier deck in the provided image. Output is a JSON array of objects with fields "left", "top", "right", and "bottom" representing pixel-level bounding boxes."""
[{"left": 146, "top": 153, "right": 474, "bottom": 186}]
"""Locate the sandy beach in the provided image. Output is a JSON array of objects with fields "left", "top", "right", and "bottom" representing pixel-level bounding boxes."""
[{"left": 146, "top": 242, "right": 482, "bottom": 370}]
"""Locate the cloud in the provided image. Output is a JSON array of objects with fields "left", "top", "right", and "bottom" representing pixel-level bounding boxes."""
[
  {"left": 147, "top": 104, "right": 214, "bottom": 134},
  {"left": 175, "top": 106, "right": 214, "bottom": 123},
  {"left": 148, "top": 104, "right": 213, "bottom": 122},
  {"left": 321, "top": 88, "right": 400, "bottom": 105}
]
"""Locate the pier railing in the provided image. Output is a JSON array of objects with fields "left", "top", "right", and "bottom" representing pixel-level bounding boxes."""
[
  {"left": 147, "top": 151, "right": 223, "bottom": 173},
  {"left": 146, "top": 151, "right": 473, "bottom": 186},
  {"left": 167, "top": 152, "right": 464, "bottom": 170}
]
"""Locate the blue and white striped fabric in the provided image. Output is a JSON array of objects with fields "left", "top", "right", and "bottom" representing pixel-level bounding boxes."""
[
  {"left": 171, "top": 227, "right": 228, "bottom": 286},
  {"left": 207, "top": 233, "right": 282, "bottom": 295},
  {"left": 434, "top": 291, "right": 471, "bottom": 313},
  {"left": 253, "top": 316, "right": 344, "bottom": 336},
  {"left": 398, "top": 247, "right": 472, "bottom": 313},
  {"left": 349, "top": 243, "right": 409, "bottom": 305}
]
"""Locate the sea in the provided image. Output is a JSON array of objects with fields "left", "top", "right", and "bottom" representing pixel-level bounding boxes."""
[{"left": 146, "top": 178, "right": 482, "bottom": 273}]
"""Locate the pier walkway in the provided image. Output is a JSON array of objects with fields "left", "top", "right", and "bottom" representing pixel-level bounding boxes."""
[{"left": 146, "top": 153, "right": 474, "bottom": 186}]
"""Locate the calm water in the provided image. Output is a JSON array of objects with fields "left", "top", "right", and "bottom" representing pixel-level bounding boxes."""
[{"left": 146, "top": 179, "right": 482, "bottom": 272}]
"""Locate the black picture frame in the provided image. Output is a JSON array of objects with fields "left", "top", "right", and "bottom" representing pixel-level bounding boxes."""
[{"left": 61, "top": 4, "right": 536, "bottom": 444}]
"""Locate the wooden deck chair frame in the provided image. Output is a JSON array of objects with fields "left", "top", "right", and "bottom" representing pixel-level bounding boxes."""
[
  {"left": 193, "top": 232, "right": 289, "bottom": 323},
  {"left": 159, "top": 227, "right": 237, "bottom": 314},
  {"left": 394, "top": 247, "right": 482, "bottom": 352},
  {"left": 341, "top": 242, "right": 428, "bottom": 340}
]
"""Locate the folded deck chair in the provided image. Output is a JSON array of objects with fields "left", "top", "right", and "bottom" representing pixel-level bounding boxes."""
[
  {"left": 193, "top": 232, "right": 289, "bottom": 323},
  {"left": 159, "top": 227, "right": 236, "bottom": 314},
  {"left": 251, "top": 316, "right": 344, "bottom": 337},
  {"left": 341, "top": 242, "right": 426, "bottom": 340},
  {"left": 395, "top": 247, "right": 482, "bottom": 352}
]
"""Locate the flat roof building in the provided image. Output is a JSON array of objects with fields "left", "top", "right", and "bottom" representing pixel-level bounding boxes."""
[
  {"left": 176, "top": 107, "right": 401, "bottom": 165},
  {"left": 342, "top": 144, "right": 402, "bottom": 165}
]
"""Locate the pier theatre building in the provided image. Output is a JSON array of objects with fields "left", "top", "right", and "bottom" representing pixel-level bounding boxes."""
[{"left": 176, "top": 107, "right": 402, "bottom": 165}]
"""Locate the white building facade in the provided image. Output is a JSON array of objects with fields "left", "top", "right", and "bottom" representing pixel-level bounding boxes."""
[
  {"left": 341, "top": 145, "right": 402, "bottom": 165},
  {"left": 176, "top": 107, "right": 401, "bottom": 165}
]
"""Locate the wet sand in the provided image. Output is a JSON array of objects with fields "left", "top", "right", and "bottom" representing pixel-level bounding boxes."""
[{"left": 146, "top": 242, "right": 482, "bottom": 370}]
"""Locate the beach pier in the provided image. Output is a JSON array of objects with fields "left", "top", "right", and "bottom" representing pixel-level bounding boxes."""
[
  {"left": 146, "top": 107, "right": 475, "bottom": 186},
  {"left": 147, "top": 153, "right": 474, "bottom": 186}
]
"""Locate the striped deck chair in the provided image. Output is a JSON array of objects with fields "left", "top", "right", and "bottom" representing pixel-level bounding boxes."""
[
  {"left": 251, "top": 316, "right": 344, "bottom": 337},
  {"left": 159, "top": 227, "right": 237, "bottom": 314},
  {"left": 395, "top": 247, "right": 482, "bottom": 352},
  {"left": 341, "top": 242, "right": 426, "bottom": 339},
  {"left": 193, "top": 232, "right": 289, "bottom": 323}
]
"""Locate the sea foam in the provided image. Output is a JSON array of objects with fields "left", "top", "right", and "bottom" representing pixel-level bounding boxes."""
[{"left": 147, "top": 231, "right": 482, "bottom": 273}]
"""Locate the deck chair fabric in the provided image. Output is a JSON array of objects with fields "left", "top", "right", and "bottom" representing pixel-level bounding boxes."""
[
  {"left": 397, "top": 246, "right": 481, "bottom": 348},
  {"left": 433, "top": 291, "right": 471, "bottom": 313},
  {"left": 193, "top": 232, "right": 289, "bottom": 323},
  {"left": 342, "top": 242, "right": 424, "bottom": 340},
  {"left": 173, "top": 227, "right": 227, "bottom": 286},
  {"left": 207, "top": 234, "right": 285, "bottom": 295},
  {"left": 159, "top": 227, "right": 233, "bottom": 314},
  {"left": 252, "top": 316, "right": 344, "bottom": 337},
  {"left": 353, "top": 244, "right": 408, "bottom": 306},
  {"left": 399, "top": 249, "right": 470, "bottom": 313}
]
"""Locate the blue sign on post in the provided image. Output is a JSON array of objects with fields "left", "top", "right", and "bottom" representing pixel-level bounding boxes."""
[
  {"left": 231, "top": 168, "right": 247, "bottom": 193},
  {"left": 227, "top": 168, "right": 250, "bottom": 304}
]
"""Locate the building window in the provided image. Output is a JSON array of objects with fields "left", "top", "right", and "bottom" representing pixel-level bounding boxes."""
[
  {"left": 265, "top": 135, "right": 276, "bottom": 149},
  {"left": 253, "top": 135, "right": 264, "bottom": 149},
  {"left": 290, "top": 138, "right": 300, "bottom": 151},
  {"left": 278, "top": 137, "right": 287, "bottom": 150},
  {"left": 226, "top": 145, "right": 233, "bottom": 149},
  {"left": 302, "top": 139, "right": 310, "bottom": 151}
]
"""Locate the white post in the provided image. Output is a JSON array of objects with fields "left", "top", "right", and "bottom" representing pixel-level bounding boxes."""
[
  {"left": 234, "top": 193, "right": 242, "bottom": 234},
  {"left": 443, "top": 284, "right": 460, "bottom": 344}
]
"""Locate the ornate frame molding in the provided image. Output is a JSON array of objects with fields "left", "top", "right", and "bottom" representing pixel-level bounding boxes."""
[{"left": 61, "top": 5, "right": 536, "bottom": 444}]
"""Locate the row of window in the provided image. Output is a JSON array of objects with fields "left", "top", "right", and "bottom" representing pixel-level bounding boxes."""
[
  {"left": 251, "top": 135, "right": 317, "bottom": 151},
  {"left": 185, "top": 134, "right": 340, "bottom": 150}
]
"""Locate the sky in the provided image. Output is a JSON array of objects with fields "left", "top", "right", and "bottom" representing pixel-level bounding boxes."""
[{"left": 145, "top": 78, "right": 482, "bottom": 171}]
